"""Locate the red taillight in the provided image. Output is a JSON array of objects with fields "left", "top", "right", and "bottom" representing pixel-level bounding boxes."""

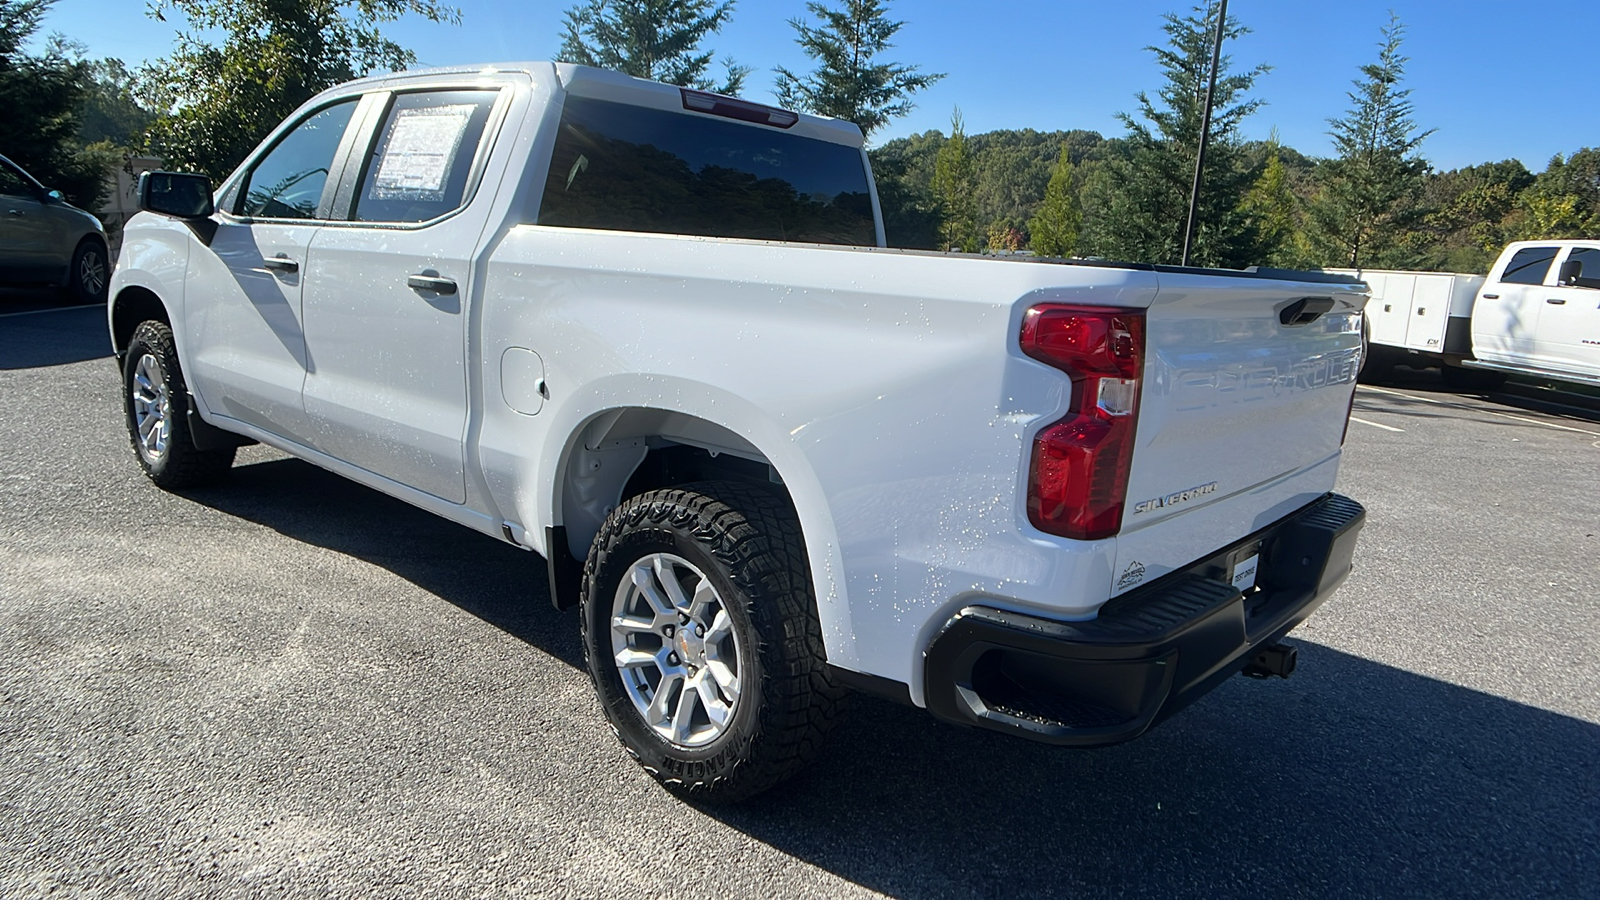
[{"left": 1021, "top": 305, "right": 1145, "bottom": 541}]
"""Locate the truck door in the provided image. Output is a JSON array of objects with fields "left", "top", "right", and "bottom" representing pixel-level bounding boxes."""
[
  {"left": 300, "top": 86, "right": 507, "bottom": 504},
  {"left": 184, "top": 98, "right": 362, "bottom": 443},
  {"left": 1473, "top": 244, "right": 1560, "bottom": 366},
  {"left": 1534, "top": 245, "right": 1600, "bottom": 376}
]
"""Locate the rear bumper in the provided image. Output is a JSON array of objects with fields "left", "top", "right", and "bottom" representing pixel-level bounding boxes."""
[{"left": 923, "top": 493, "right": 1365, "bottom": 746}]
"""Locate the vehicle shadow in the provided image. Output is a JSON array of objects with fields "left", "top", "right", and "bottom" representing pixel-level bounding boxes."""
[
  {"left": 723, "top": 647, "right": 1600, "bottom": 898},
  {"left": 1373, "top": 364, "right": 1600, "bottom": 424},
  {"left": 186, "top": 456, "right": 1599, "bottom": 898},
  {"left": 0, "top": 302, "right": 112, "bottom": 369},
  {"left": 182, "top": 456, "right": 582, "bottom": 668}
]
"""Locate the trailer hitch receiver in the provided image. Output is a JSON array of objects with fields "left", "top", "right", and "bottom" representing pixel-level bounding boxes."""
[{"left": 1241, "top": 642, "right": 1298, "bottom": 679}]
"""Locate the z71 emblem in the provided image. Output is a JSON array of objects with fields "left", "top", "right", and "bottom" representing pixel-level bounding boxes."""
[{"left": 1132, "top": 481, "right": 1218, "bottom": 515}]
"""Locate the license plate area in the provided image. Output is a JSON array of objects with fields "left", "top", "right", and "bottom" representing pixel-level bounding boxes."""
[{"left": 1199, "top": 540, "right": 1263, "bottom": 595}]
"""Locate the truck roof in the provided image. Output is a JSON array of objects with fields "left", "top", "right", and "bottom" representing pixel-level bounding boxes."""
[{"left": 309, "top": 61, "right": 866, "bottom": 148}]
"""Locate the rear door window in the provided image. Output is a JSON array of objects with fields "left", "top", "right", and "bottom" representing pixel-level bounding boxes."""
[
  {"left": 538, "top": 96, "right": 875, "bottom": 246},
  {"left": 353, "top": 90, "right": 500, "bottom": 224},
  {"left": 1498, "top": 246, "right": 1559, "bottom": 285},
  {"left": 1562, "top": 246, "right": 1600, "bottom": 287},
  {"left": 236, "top": 100, "right": 359, "bottom": 220}
]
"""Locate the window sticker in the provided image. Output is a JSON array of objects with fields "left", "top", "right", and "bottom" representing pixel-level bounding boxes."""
[{"left": 371, "top": 104, "right": 476, "bottom": 200}]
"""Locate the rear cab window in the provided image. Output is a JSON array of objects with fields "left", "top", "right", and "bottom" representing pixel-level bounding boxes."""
[
  {"left": 1498, "top": 246, "right": 1560, "bottom": 285},
  {"left": 537, "top": 95, "right": 876, "bottom": 246}
]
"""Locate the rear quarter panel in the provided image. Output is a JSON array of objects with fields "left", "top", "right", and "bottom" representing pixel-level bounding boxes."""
[{"left": 476, "top": 232, "right": 1161, "bottom": 695}]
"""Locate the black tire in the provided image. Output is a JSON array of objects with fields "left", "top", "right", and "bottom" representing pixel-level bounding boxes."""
[
  {"left": 67, "top": 238, "right": 109, "bottom": 303},
  {"left": 1441, "top": 363, "right": 1508, "bottom": 392},
  {"left": 123, "top": 320, "right": 235, "bottom": 489},
  {"left": 581, "top": 481, "right": 843, "bottom": 803}
]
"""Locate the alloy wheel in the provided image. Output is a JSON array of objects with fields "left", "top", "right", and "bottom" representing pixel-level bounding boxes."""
[
  {"left": 610, "top": 552, "right": 744, "bottom": 748},
  {"left": 130, "top": 353, "right": 170, "bottom": 464}
]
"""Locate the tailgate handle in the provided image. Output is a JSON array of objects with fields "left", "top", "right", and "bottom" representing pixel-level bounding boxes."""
[{"left": 1279, "top": 297, "right": 1335, "bottom": 326}]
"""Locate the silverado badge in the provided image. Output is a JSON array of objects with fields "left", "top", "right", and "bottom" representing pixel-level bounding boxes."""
[{"left": 1132, "top": 481, "right": 1218, "bottom": 515}]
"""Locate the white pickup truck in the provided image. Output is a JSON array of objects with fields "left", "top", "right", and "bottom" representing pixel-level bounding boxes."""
[
  {"left": 1337, "top": 239, "right": 1600, "bottom": 389},
  {"left": 108, "top": 62, "right": 1367, "bottom": 801}
]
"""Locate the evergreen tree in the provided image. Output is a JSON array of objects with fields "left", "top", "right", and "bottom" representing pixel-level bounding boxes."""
[
  {"left": 1028, "top": 144, "right": 1081, "bottom": 257},
  {"left": 1305, "top": 14, "right": 1433, "bottom": 269},
  {"left": 1079, "top": 2, "right": 1268, "bottom": 267},
  {"left": 932, "top": 109, "right": 977, "bottom": 251},
  {"left": 557, "top": 0, "right": 747, "bottom": 95},
  {"left": 772, "top": 0, "right": 941, "bottom": 140},
  {"left": 1241, "top": 137, "right": 1298, "bottom": 265},
  {"left": 139, "top": 0, "right": 458, "bottom": 180}
]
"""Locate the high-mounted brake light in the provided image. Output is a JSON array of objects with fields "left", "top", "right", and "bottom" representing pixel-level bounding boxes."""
[
  {"left": 680, "top": 89, "right": 800, "bottom": 129},
  {"left": 1020, "top": 305, "right": 1146, "bottom": 541}
]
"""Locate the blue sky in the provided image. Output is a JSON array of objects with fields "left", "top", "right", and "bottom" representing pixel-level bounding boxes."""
[{"left": 36, "top": 0, "right": 1599, "bottom": 171}]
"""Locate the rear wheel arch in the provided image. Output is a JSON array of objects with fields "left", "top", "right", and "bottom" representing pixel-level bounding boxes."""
[{"left": 554, "top": 408, "right": 794, "bottom": 561}]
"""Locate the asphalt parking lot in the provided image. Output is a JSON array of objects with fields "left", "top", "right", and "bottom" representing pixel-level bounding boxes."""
[{"left": 3, "top": 304, "right": 1598, "bottom": 898}]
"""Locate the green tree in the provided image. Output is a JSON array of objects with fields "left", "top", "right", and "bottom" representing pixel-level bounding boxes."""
[
  {"left": 1305, "top": 14, "right": 1433, "bottom": 269},
  {"left": 1506, "top": 149, "right": 1600, "bottom": 241},
  {"left": 773, "top": 0, "right": 941, "bottom": 140},
  {"left": 867, "top": 142, "right": 941, "bottom": 248},
  {"left": 138, "top": 0, "right": 458, "bottom": 180},
  {"left": 932, "top": 108, "right": 977, "bottom": 251},
  {"left": 76, "top": 56, "right": 155, "bottom": 147},
  {"left": 0, "top": 0, "right": 108, "bottom": 207},
  {"left": 1079, "top": 2, "right": 1269, "bottom": 267},
  {"left": 1240, "top": 138, "right": 1298, "bottom": 265},
  {"left": 557, "top": 0, "right": 747, "bottom": 95},
  {"left": 1418, "top": 159, "right": 1533, "bottom": 272},
  {"left": 1028, "top": 145, "right": 1081, "bottom": 257}
]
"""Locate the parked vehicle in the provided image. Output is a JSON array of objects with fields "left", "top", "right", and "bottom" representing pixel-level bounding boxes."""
[
  {"left": 1335, "top": 239, "right": 1600, "bottom": 389},
  {"left": 107, "top": 62, "right": 1367, "bottom": 801},
  {"left": 0, "top": 153, "right": 109, "bottom": 302}
]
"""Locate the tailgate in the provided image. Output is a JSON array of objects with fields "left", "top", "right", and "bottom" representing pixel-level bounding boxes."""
[{"left": 1110, "top": 272, "right": 1366, "bottom": 596}]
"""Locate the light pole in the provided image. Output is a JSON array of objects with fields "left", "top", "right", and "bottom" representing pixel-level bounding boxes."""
[{"left": 1180, "top": 0, "right": 1228, "bottom": 268}]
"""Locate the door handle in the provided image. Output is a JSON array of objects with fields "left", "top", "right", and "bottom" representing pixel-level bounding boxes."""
[
  {"left": 1546, "top": 297, "right": 1567, "bottom": 305},
  {"left": 262, "top": 254, "right": 299, "bottom": 273},
  {"left": 1481, "top": 293, "right": 1499, "bottom": 300},
  {"left": 407, "top": 274, "right": 458, "bottom": 295},
  {"left": 6, "top": 209, "right": 22, "bottom": 217}
]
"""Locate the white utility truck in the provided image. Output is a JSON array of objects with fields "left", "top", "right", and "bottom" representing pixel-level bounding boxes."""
[
  {"left": 1336, "top": 239, "right": 1600, "bottom": 389},
  {"left": 108, "top": 62, "right": 1367, "bottom": 801}
]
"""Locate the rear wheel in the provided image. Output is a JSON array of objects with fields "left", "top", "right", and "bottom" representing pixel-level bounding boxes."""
[
  {"left": 123, "top": 320, "right": 235, "bottom": 488},
  {"left": 581, "top": 482, "right": 843, "bottom": 802},
  {"left": 67, "top": 239, "right": 109, "bottom": 303}
]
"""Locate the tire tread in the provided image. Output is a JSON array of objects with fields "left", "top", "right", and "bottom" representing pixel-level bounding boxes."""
[{"left": 581, "top": 480, "right": 843, "bottom": 802}]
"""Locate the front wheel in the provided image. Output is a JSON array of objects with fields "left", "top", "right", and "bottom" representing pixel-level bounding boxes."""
[
  {"left": 581, "top": 482, "right": 843, "bottom": 803},
  {"left": 123, "top": 320, "right": 235, "bottom": 489}
]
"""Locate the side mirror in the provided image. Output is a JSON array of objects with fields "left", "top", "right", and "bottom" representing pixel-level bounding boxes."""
[
  {"left": 1558, "top": 259, "right": 1582, "bottom": 286},
  {"left": 138, "top": 171, "right": 215, "bottom": 219},
  {"left": 45, "top": 189, "right": 65, "bottom": 203}
]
